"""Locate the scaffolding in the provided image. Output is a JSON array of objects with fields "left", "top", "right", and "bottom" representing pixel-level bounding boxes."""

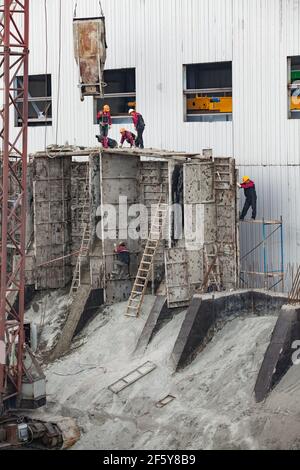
[{"left": 240, "top": 217, "right": 284, "bottom": 291}]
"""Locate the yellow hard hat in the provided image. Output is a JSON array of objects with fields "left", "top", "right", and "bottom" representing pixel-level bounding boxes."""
[
  {"left": 242, "top": 176, "right": 250, "bottom": 183},
  {"left": 103, "top": 104, "right": 110, "bottom": 112},
  {"left": 120, "top": 128, "right": 126, "bottom": 133}
]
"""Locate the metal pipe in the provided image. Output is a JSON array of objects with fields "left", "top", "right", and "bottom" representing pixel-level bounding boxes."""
[
  {"left": 280, "top": 216, "right": 284, "bottom": 291},
  {"left": 262, "top": 219, "right": 267, "bottom": 289}
]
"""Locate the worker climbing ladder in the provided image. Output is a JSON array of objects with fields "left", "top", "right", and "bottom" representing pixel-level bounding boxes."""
[
  {"left": 70, "top": 168, "right": 91, "bottom": 296},
  {"left": 126, "top": 197, "right": 168, "bottom": 318}
]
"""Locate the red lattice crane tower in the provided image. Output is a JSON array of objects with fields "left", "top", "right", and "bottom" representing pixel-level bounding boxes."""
[{"left": 0, "top": 0, "right": 29, "bottom": 410}]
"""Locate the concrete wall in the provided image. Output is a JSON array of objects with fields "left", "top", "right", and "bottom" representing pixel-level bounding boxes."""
[
  {"left": 70, "top": 161, "right": 89, "bottom": 266},
  {"left": 33, "top": 156, "right": 72, "bottom": 289},
  {"left": 171, "top": 290, "right": 287, "bottom": 371},
  {"left": 98, "top": 152, "right": 170, "bottom": 303}
]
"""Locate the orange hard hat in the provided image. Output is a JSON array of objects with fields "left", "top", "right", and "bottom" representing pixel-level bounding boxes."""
[
  {"left": 242, "top": 176, "right": 250, "bottom": 183},
  {"left": 103, "top": 104, "right": 110, "bottom": 112},
  {"left": 120, "top": 128, "right": 126, "bottom": 133}
]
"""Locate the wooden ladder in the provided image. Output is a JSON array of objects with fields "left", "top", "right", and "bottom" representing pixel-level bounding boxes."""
[
  {"left": 70, "top": 169, "right": 90, "bottom": 296},
  {"left": 126, "top": 197, "right": 168, "bottom": 318},
  {"left": 203, "top": 244, "right": 222, "bottom": 293}
]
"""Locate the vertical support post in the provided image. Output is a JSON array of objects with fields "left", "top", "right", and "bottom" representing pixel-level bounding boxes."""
[
  {"left": 280, "top": 216, "right": 284, "bottom": 291},
  {"left": 262, "top": 219, "right": 267, "bottom": 290}
]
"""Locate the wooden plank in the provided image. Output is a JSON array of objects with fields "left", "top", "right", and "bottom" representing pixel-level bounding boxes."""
[{"left": 108, "top": 361, "right": 157, "bottom": 393}]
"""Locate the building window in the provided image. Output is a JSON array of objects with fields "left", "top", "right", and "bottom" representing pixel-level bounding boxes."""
[
  {"left": 183, "top": 62, "right": 232, "bottom": 122},
  {"left": 94, "top": 68, "right": 136, "bottom": 124},
  {"left": 288, "top": 56, "right": 300, "bottom": 119},
  {"left": 15, "top": 74, "right": 52, "bottom": 127}
]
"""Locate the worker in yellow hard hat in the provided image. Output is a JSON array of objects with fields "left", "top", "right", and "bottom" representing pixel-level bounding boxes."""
[
  {"left": 119, "top": 128, "right": 136, "bottom": 148},
  {"left": 237, "top": 176, "right": 257, "bottom": 221},
  {"left": 96, "top": 104, "right": 112, "bottom": 149}
]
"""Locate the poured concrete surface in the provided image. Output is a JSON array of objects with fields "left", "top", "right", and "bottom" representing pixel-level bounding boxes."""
[
  {"left": 27, "top": 293, "right": 300, "bottom": 450},
  {"left": 255, "top": 306, "right": 300, "bottom": 402},
  {"left": 171, "top": 290, "right": 287, "bottom": 371}
]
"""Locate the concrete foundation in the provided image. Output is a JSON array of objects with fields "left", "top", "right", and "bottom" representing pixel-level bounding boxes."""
[
  {"left": 171, "top": 290, "right": 287, "bottom": 371},
  {"left": 255, "top": 305, "right": 300, "bottom": 402}
]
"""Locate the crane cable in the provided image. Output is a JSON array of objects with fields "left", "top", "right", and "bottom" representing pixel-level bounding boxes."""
[
  {"left": 55, "top": 0, "right": 62, "bottom": 145},
  {"left": 44, "top": 0, "right": 48, "bottom": 151},
  {"left": 73, "top": 0, "right": 104, "bottom": 18}
]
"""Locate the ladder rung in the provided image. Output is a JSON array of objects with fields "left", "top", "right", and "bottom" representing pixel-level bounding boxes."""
[{"left": 131, "top": 291, "right": 143, "bottom": 295}]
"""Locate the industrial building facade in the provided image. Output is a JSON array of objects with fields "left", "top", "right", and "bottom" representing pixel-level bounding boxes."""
[{"left": 8, "top": 0, "right": 300, "bottom": 288}]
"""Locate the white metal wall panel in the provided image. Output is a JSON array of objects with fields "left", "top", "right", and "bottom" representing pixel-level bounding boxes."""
[{"left": 9, "top": 0, "right": 234, "bottom": 156}]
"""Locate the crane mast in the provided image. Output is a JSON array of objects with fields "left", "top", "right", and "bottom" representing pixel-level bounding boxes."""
[{"left": 0, "top": 0, "right": 29, "bottom": 410}]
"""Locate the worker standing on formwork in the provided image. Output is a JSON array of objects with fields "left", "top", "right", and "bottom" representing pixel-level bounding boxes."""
[
  {"left": 119, "top": 128, "right": 136, "bottom": 148},
  {"left": 128, "top": 109, "right": 145, "bottom": 149},
  {"left": 238, "top": 176, "right": 257, "bottom": 221},
  {"left": 97, "top": 104, "right": 112, "bottom": 149}
]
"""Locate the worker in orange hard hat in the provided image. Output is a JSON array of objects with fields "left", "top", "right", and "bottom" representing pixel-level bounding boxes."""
[
  {"left": 97, "top": 104, "right": 112, "bottom": 149},
  {"left": 119, "top": 128, "right": 136, "bottom": 148},
  {"left": 237, "top": 176, "right": 257, "bottom": 221}
]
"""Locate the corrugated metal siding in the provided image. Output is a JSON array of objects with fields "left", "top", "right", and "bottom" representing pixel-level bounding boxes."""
[
  {"left": 11, "top": 0, "right": 234, "bottom": 155},
  {"left": 233, "top": 0, "right": 300, "bottom": 290},
  {"left": 7, "top": 0, "right": 300, "bottom": 290}
]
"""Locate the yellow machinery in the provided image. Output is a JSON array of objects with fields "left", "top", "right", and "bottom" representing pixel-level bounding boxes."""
[
  {"left": 291, "top": 96, "right": 300, "bottom": 110},
  {"left": 187, "top": 95, "right": 232, "bottom": 113},
  {"left": 290, "top": 69, "right": 300, "bottom": 111},
  {"left": 128, "top": 97, "right": 232, "bottom": 113}
]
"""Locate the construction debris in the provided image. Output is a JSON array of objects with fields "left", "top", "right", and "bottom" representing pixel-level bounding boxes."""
[{"left": 108, "top": 361, "right": 157, "bottom": 394}]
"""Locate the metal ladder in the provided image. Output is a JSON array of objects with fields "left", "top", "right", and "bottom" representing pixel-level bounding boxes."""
[
  {"left": 126, "top": 197, "right": 168, "bottom": 318},
  {"left": 214, "top": 158, "right": 233, "bottom": 191},
  {"left": 70, "top": 170, "right": 90, "bottom": 296}
]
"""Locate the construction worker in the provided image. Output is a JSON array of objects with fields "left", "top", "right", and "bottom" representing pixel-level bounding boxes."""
[
  {"left": 119, "top": 128, "right": 136, "bottom": 148},
  {"left": 112, "top": 242, "right": 130, "bottom": 278},
  {"left": 128, "top": 109, "right": 145, "bottom": 149},
  {"left": 97, "top": 104, "right": 112, "bottom": 149},
  {"left": 238, "top": 176, "right": 257, "bottom": 220},
  {"left": 96, "top": 134, "right": 118, "bottom": 148}
]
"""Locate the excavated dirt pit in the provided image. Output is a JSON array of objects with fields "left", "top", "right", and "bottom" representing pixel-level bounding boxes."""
[{"left": 26, "top": 293, "right": 300, "bottom": 450}]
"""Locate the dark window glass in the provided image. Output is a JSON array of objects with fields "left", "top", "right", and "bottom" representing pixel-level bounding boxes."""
[
  {"left": 184, "top": 62, "right": 232, "bottom": 121},
  {"left": 94, "top": 68, "right": 136, "bottom": 123},
  {"left": 15, "top": 74, "right": 52, "bottom": 127}
]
